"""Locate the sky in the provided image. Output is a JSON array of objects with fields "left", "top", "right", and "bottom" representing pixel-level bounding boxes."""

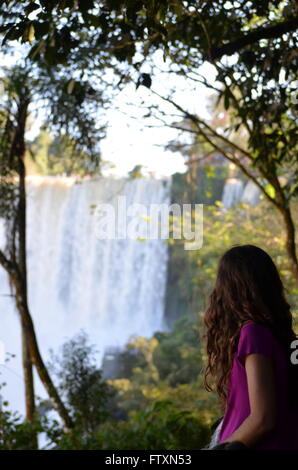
[
  {"left": 22, "top": 6, "right": 217, "bottom": 178},
  {"left": 98, "top": 57, "right": 216, "bottom": 177},
  {"left": 1, "top": 44, "right": 217, "bottom": 178}
]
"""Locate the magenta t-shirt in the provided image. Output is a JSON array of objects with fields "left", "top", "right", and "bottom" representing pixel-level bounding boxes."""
[{"left": 219, "top": 321, "right": 298, "bottom": 449}]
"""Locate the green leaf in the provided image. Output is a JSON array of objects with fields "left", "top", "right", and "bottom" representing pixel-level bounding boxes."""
[
  {"left": 265, "top": 184, "right": 275, "bottom": 199},
  {"left": 21, "top": 22, "right": 35, "bottom": 44},
  {"left": 24, "top": 2, "right": 40, "bottom": 16},
  {"left": 2, "top": 24, "right": 26, "bottom": 44},
  {"left": 67, "top": 79, "right": 76, "bottom": 94},
  {"left": 28, "top": 23, "right": 35, "bottom": 44}
]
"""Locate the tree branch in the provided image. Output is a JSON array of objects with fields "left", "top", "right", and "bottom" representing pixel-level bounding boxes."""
[
  {"left": 150, "top": 88, "right": 254, "bottom": 160},
  {"left": 210, "top": 17, "right": 298, "bottom": 60},
  {"left": 148, "top": 89, "right": 279, "bottom": 208},
  {"left": 192, "top": 125, "right": 279, "bottom": 208},
  {"left": 0, "top": 248, "right": 19, "bottom": 280}
]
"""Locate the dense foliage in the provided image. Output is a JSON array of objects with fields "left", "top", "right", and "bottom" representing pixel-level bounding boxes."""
[
  {"left": 0, "top": 0, "right": 297, "bottom": 450},
  {"left": 166, "top": 167, "right": 298, "bottom": 325},
  {"left": 2, "top": 168, "right": 297, "bottom": 449},
  {"left": 1, "top": 1, "right": 297, "bottom": 174}
]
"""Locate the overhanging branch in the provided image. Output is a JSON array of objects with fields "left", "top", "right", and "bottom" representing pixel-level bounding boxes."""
[
  {"left": 150, "top": 88, "right": 253, "bottom": 160},
  {"left": 210, "top": 16, "right": 298, "bottom": 60}
]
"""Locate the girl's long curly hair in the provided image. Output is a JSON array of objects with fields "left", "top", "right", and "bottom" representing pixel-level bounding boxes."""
[{"left": 204, "top": 244, "right": 298, "bottom": 408}]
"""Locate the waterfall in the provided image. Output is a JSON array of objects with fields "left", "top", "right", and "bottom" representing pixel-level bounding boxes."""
[
  {"left": 222, "top": 178, "right": 260, "bottom": 208},
  {"left": 221, "top": 177, "right": 244, "bottom": 209},
  {"left": 241, "top": 180, "right": 260, "bottom": 206},
  {"left": 0, "top": 175, "right": 171, "bottom": 414}
]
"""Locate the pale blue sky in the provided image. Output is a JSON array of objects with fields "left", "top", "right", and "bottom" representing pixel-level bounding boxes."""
[
  {"left": 100, "top": 56, "right": 217, "bottom": 177},
  {"left": 1, "top": 46, "right": 217, "bottom": 177}
]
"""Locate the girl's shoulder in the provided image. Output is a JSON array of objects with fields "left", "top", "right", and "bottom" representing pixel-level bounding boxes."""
[
  {"left": 240, "top": 320, "right": 272, "bottom": 334},
  {"left": 237, "top": 321, "right": 277, "bottom": 363},
  {"left": 239, "top": 321, "right": 276, "bottom": 343}
]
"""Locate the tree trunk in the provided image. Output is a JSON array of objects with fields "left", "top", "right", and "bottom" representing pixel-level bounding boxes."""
[
  {"left": 20, "top": 316, "right": 38, "bottom": 448},
  {"left": 12, "top": 276, "right": 73, "bottom": 430},
  {"left": 13, "top": 97, "right": 37, "bottom": 434},
  {"left": 278, "top": 205, "right": 298, "bottom": 283},
  {"left": 271, "top": 177, "right": 298, "bottom": 284},
  {"left": 14, "top": 96, "right": 73, "bottom": 431},
  {"left": 21, "top": 318, "right": 35, "bottom": 420}
]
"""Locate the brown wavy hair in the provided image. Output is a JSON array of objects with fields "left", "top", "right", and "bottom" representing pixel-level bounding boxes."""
[{"left": 204, "top": 244, "right": 298, "bottom": 407}]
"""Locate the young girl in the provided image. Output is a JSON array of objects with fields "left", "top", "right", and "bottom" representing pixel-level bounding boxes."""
[{"left": 203, "top": 245, "right": 298, "bottom": 450}]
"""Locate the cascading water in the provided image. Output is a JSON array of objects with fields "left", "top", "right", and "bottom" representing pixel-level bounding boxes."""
[
  {"left": 221, "top": 177, "right": 244, "bottom": 209},
  {"left": 0, "top": 175, "right": 171, "bottom": 414},
  {"left": 241, "top": 180, "right": 260, "bottom": 206},
  {"left": 222, "top": 178, "right": 260, "bottom": 208}
]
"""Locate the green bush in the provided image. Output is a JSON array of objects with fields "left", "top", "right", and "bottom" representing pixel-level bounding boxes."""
[
  {"left": 0, "top": 405, "right": 42, "bottom": 450},
  {"left": 153, "top": 316, "right": 202, "bottom": 386},
  {"left": 49, "top": 400, "right": 210, "bottom": 450},
  {"left": 48, "top": 331, "right": 119, "bottom": 433}
]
